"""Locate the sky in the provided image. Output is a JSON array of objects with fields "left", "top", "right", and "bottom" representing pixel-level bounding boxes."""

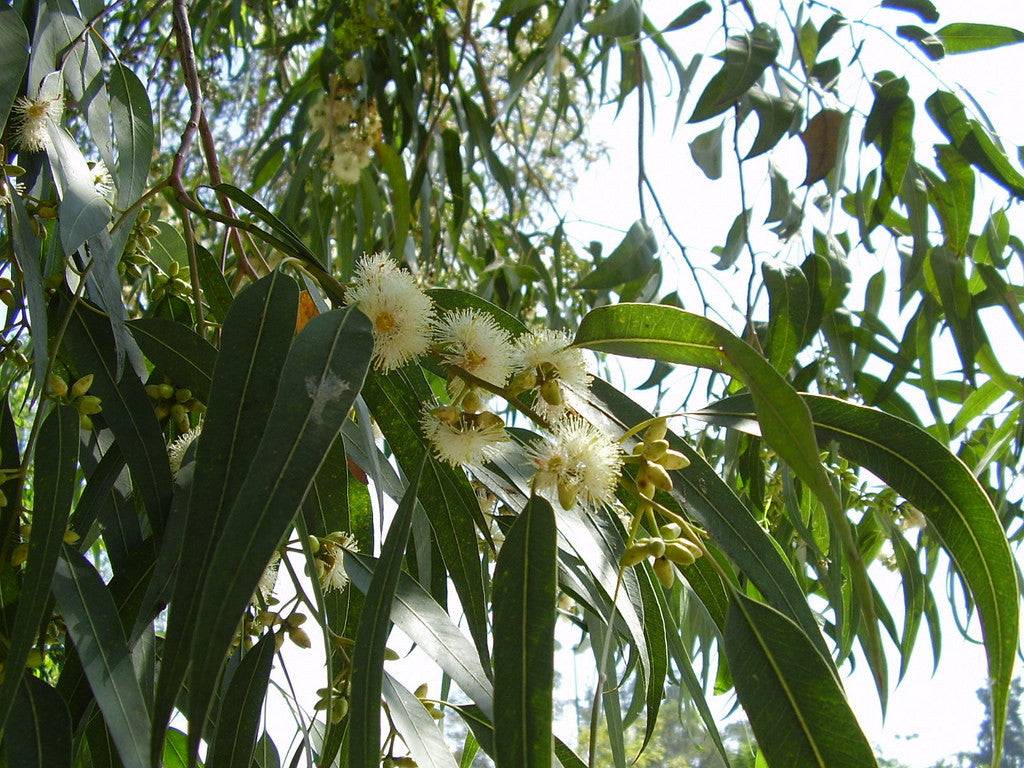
[{"left": 262, "top": 2, "right": 1024, "bottom": 767}]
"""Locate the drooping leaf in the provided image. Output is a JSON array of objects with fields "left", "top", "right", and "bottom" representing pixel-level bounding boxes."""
[
  {"left": 381, "top": 673, "right": 460, "bottom": 768},
  {"left": 153, "top": 272, "right": 298, "bottom": 760},
  {"left": 584, "top": 0, "right": 641, "bottom": 38},
  {"left": 880, "top": 0, "right": 939, "bottom": 23},
  {"left": 206, "top": 634, "right": 276, "bottom": 768},
  {"left": 106, "top": 62, "right": 154, "bottom": 263},
  {"left": 690, "top": 23, "right": 781, "bottom": 122},
  {"left": 896, "top": 25, "right": 945, "bottom": 60},
  {"left": 762, "top": 261, "right": 809, "bottom": 372},
  {"left": 725, "top": 593, "right": 878, "bottom": 768},
  {"left": 129, "top": 318, "right": 217, "bottom": 401},
  {"left": 712, "top": 209, "right": 751, "bottom": 270},
  {"left": 0, "top": 9, "right": 29, "bottom": 132},
  {"left": 349, "top": 459, "right": 425, "bottom": 768},
  {"left": 664, "top": 1, "right": 711, "bottom": 32},
  {"left": 345, "top": 552, "right": 495, "bottom": 717},
  {"left": 800, "top": 109, "right": 845, "bottom": 185},
  {"left": 689, "top": 122, "right": 725, "bottom": 179},
  {"left": 5, "top": 677, "right": 73, "bottom": 768},
  {"left": 52, "top": 552, "right": 151, "bottom": 768},
  {"left": 0, "top": 404, "right": 78, "bottom": 731},
  {"left": 576, "top": 221, "right": 658, "bottom": 291},
  {"left": 493, "top": 496, "right": 557, "bottom": 768},
  {"left": 864, "top": 73, "right": 915, "bottom": 230},
  {"left": 936, "top": 23, "right": 1024, "bottom": 54},
  {"left": 9, "top": 193, "right": 48, "bottom": 388},
  {"left": 43, "top": 119, "right": 111, "bottom": 258},
  {"left": 377, "top": 143, "right": 411, "bottom": 259},
  {"left": 744, "top": 87, "right": 801, "bottom": 159},
  {"left": 923, "top": 145, "right": 974, "bottom": 255},
  {"left": 186, "top": 304, "right": 372, "bottom": 758}
]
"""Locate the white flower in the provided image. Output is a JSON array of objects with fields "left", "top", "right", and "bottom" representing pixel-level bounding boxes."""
[
  {"left": 168, "top": 424, "right": 202, "bottom": 476},
  {"left": 529, "top": 415, "right": 623, "bottom": 510},
  {"left": 12, "top": 95, "right": 63, "bottom": 153},
  {"left": 317, "top": 531, "right": 359, "bottom": 592},
  {"left": 421, "top": 406, "right": 508, "bottom": 467},
  {"left": 331, "top": 151, "right": 363, "bottom": 185},
  {"left": 514, "top": 328, "right": 592, "bottom": 420},
  {"left": 433, "top": 309, "right": 516, "bottom": 388},
  {"left": 88, "top": 160, "right": 114, "bottom": 199},
  {"left": 347, "top": 253, "right": 434, "bottom": 372}
]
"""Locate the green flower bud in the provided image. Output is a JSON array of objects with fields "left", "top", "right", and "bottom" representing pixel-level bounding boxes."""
[
  {"left": 644, "top": 418, "right": 668, "bottom": 443},
  {"left": 539, "top": 378, "right": 563, "bottom": 407},
  {"left": 645, "top": 538, "right": 666, "bottom": 559},
  {"left": 619, "top": 543, "right": 650, "bottom": 568},
  {"left": 175, "top": 388, "right": 192, "bottom": 403},
  {"left": 660, "top": 449, "right": 690, "bottom": 470},
  {"left": 289, "top": 627, "right": 311, "bottom": 648},
  {"left": 508, "top": 369, "right": 538, "bottom": 393},
  {"left": 643, "top": 439, "right": 669, "bottom": 462},
  {"left": 653, "top": 557, "right": 675, "bottom": 589},
  {"left": 659, "top": 523, "right": 682, "bottom": 540},
  {"left": 79, "top": 414, "right": 94, "bottom": 431},
  {"left": 557, "top": 481, "right": 577, "bottom": 510},
  {"left": 70, "top": 373, "right": 94, "bottom": 398},
  {"left": 145, "top": 384, "right": 163, "bottom": 399},
  {"left": 47, "top": 373, "right": 68, "bottom": 398},
  {"left": 643, "top": 461, "right": 673, "bottom": 492},
  {"left": 76, "top": 395, "right": 103, "bottom": 415},
  {"left": 664, "top": 541, "right": 698, "bottom": 566},
  {"left": 159, "top": 383, "right": 175, "bottom": 400}
]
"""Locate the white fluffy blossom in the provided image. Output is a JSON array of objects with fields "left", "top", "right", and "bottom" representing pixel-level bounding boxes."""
[
  {"left": 12, "top": 95, "right": 63, "bottom": 153},
  {"left": 348, "top": 253, "right": 434, "bottom": 372},
  {"left": 88, "top": 160, "right": 114, "bottom": 199},
  {"left": 433, "top": 309, "right": 516, "bottom": 388},
  {"left": 529, "top": 415, "right": 623, "bottom": 510},
  {"left": 168, "top": 424, "right": 202, "bottom": 476},
  {"left": 514, "top": 328, "right": 592, "bottom": 420},
  {"left": 421, "top": 406, "right": 508, "bottom": 467},
  {"left": 317, "top": 532, "right": 359, "bottom": 593}
]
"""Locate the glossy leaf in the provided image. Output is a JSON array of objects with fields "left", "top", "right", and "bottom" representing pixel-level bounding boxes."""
[
  {"left": 382, "top": 673, "right": 460, "bottom": 768},
  {"left": 129, "top": 318, "right": 217, "bottom": 401},
  {"left": 0, "top": 404, "right": 78, "bottom": 731},
  {"left": 349, "top": 459, "right": 425, "bottom": 768},
  {"left": 493, "top": 495, "right": 558, "bottom": 768},
  {"left": 725, "top": 593, "right": 878, "bottom": 768},
  {"left": 206, "top": 634, "right": 276, "bottom": 768},
  {"left": 5, "top": 677, "right": 73, "bottom": 768},
  {"left": 52, "top": 552, "right": 151, "bottom": 768},
  {"left": 0, "top": 9, "right": 29, "bottom": 131},
  {"left": 690, "top": 23, "right": 780, "bottom": 122},
  {"left": 187, "top": 303, "right": 372, "bottom": 757}
]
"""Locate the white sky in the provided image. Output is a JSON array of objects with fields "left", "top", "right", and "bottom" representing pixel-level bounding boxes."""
[{"left": 265, "top": 3, "right": 1024, "bottom": 767}]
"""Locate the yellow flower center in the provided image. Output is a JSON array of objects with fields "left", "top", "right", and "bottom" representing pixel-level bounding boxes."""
[
  {"left": 374, "top": 311, "right": 396, "bottom": 333},
  {"left": 26, "top": 102, "right": 47, "bottom": 119}
]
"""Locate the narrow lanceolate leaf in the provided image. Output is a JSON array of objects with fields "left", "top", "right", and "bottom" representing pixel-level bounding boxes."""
[
  {"left": 493, "top": 496, "right": 558, "bottom": 768},
  {"left": 349, "top": 460, "right": 425, "bottom": 768},
  {"left": 129, "top": 318, "right": 218, "bottom": 401},
  {"left": 52, "top": 552, "right": 151, "bottom": 768},
  {"left": 44, "top": 120, "right": 111, "bottom": 257},
  {"left": 0, "top": 404, "right": 78, "bottom": 731},
  {"left": 936, "top": 23, "right": 1024, "bottom": 54},
  {"left": 9, "top": 193, "right": 48, "bottom": 389},
  {"left": 0, "top": 9, "right": 29, "bottom": 131},
  {"left": 5, "top": 677, "right": 73, "bottom": 768},
  {"left": 187, "top": 305, "right": 372, "bottom": 759},
  {"left": 725, "top": 594, "right": 877, "bottom": 768},
  {"left": 152, "top": 271, "right": 297, "bottom": 761},
  {"left": 381, "top": 673, "right": 459, "bottom": 768},
  {"left": 695, "top": 392, "right": 1020, "bottom": 760},
  {"left": 107, "top": 62, "right": 154, "bottom": 263},
  {"left": 206, "top": 634, "right": 276, "bottom": 768},
  {"left": 345, "top": 552, "right": 495, "bottom": 718},
  {"left": 690, "top": 23, "right": 780, "bottom": 122},
  {"left": 60, "top": 293, "right": 173, "bottom": 533}
]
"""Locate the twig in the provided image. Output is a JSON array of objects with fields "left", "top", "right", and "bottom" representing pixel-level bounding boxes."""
[
  {"left": 180, "top": 209, "right": 205, "bottom": 329},
  {"left": 635, "top": 46, "right": 647, "bottom": 222}
]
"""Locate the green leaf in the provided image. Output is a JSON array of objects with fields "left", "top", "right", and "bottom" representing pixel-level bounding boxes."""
[
  {"left": 936, "top": 23, "right": 1024, "bottom": 54},
  {"left": 864, "top": 74, "right": 915, "bottom": 231},
  {"left": 43, "top": 118, "right": 111, "bottom": 257},
  {"left": 382, "top": 673, "right": 460, "bottom": 768},
  {"left": 926, "top": 90, "right": 1024, "bottom": 197},
  {"left": 0, "top": 404, "right": 78, "bottom": 731},
  {"left": 0, "top": 9, "right": 29, "bottom": 132},
  {"left": 880, "top": 0, "right": 939, "bottom": 23},
  {"left": 896, "top": 25, "right": 945, "bottom": 60},
  {"left": 162, "top": 728, "right": 192, "bottom": 768},
  {"left": 52, "top": 552, "right": 152, "bottom": 768},
  {"left": 713, "top": 210, "right": 751, "bottom": 270},
  {"left": 576, "top": 221, "right": 658, "bottom": 291},
  {"left": 153, "top": 272, "right": 298, "bottom": 760},
  {"left": 206, "top": 634, "right": 276, "bottom": 768},
  {"left": 188, "top": 303, "right": 372, "bottom": 758},
  {"left": 923, "top": 145, "right": 974, "bottom": 255},
  {"left": 377, "top": 143, "right": 411, "bottom": 259},
  {"left": 129, "top": 318, "right": 217, "bottom": 401},
  {"left": 690, "top": 23, "right": 780, "bottom": 123},
  {"left": 9, "top": 189, "right": 48, "bottom": 388},
  {"left": 60, "top": 293, "right": 173, "bottom": 533},
  {"left": 108, "top": 63, "right": 154, "bottom": 210},
  {"left": 584, "top": 0, "right": 641, "bottom": 37},
  {"left": 493, "top": 495, "right": 557, "bottom": 768},
  {"left": 4, "top": 677, "right": 73, "bottom": 768},
  {"left": 345, "top": 552, "right": 495, "bottom": 717},
  {"left": 745, "top": 87, "right": 801, "bottom": 159},
  {"left": 689, "top": 122, "right": 725, "bottom": 179},
  {"left": 194, "top": 244, "right": 234, "bottom": 323},
  {"left": 762, "top": 261, "right": 809, "bottom": 372},
  {"left": 664, "top": 1, "right": 711, "bottom": 32},
  {"left": 694, "top": 393, "right": 1020, "bottom": 761},
  {"left": 725, "top": 593, "right": 878, "bottom": 768},
  {"left": 349, "top": 459, "right": 425, "bottom": 768}
]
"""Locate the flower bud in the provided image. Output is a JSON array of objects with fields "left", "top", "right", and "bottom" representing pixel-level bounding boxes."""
[
  {"left": 47, "top": 374, "right": 68, "bottom": 398},
  {"left": 63, "top": 529, "right": 80, "bottom": 545},
  {"left": 557, "top": 481, "right": 577, "bottom": 510},
  {"left": 653, "top": 557, "right": 675, "bottom": 589},
  {"left": 462, "top": 388, "right": 482, "bottom": 413},
  {"left": 70, "top": 374, "right": 94, "bottom": 398},
  {"left": 76, "top": 395, "right": 103, "bottom": 415},
  {"left": 659, "top": 523, "right": 682, "bottom": 540},
  {"left": 79, "top": 414, "right": 94, "bottom": 430},
  {"left": 539, "top": 378, "right": 563, "bottom": 406},
  {"left": 25, "top": 649, "right": 43, "bottom": 669},
  {"left": 508, "top": 369, "right": 537, "bottom": 393},
  {"left": 643, "top": 461, "right": 673, "bottom": 492},
  {"left": 644, "top": 418, "right": 668, "bottom": 443},
  {"left": 384, "top": 647, "right": 401, "bottom": 661},
  {"left": 175, "top": 388, "right": 192, "bottom": 403},
  {"left": 432, "top": 406, "right": 461, "bottom": 426},
  {"left": 619, "top": 543, "right": 650, "bottom": 568},
  {"left": 289, "top": 627, "right": 311, "bottom": 648},
  {"left": 286, "top": 612, "right": 307, "bottom": 628},
  {"left": 660, "top": 450, "right": 690, "bottom": 471},
  {"left": 664, "top": 541, "right": 698, "bottom": 566},
  {"left": 159, "top": 383, "right": 175, "bottom": 400},
  {"left": 329, "top": 697, "right": 349, "bottom": 723},
  {"left": 308, "top": 535, "right": 321, "bottom": 554},
  {"left": 643, "top": 439, "right": 669, "bottom": 462},
  {"left": 645, "top": 538, "right": 666, "bottom": 559},
  {"left": 145, "top": 384, "right": 163, "bottom": 399},
  {"left": 474, "top": 411, "right": 505, "bottom": 430}
]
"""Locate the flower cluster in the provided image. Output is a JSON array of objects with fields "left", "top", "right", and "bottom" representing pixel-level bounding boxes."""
[
  {"left": 529, "top": 415, "right": 623, "bottom": 510},
  {"left": 12, "top": 94, "right": 63, "bottom": 153},
  {"left": 309, "top": 67, "right": 381, "bottom": 186}
]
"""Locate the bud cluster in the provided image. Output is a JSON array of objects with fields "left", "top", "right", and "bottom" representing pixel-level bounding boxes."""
[
  {"left": 309, "top": 66, "right": 382, "bottom": 186},
  {"left": 121, "top": 207, "right": 164, "bottom": 281},
  {"left": 11, "top": 523, "right": 79, "bottom": 568},
  {"left": 47, "top": 372, "right": 101, "bottom": 429},
  {"left": 620, "top": 522, "right": 702, "bottom": 589},
  {"left": 630, "top": 418, "right": 689, "bottom": 499},
  {"left": 145, "top": 380, "right": 204, "bottom": 433}
]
